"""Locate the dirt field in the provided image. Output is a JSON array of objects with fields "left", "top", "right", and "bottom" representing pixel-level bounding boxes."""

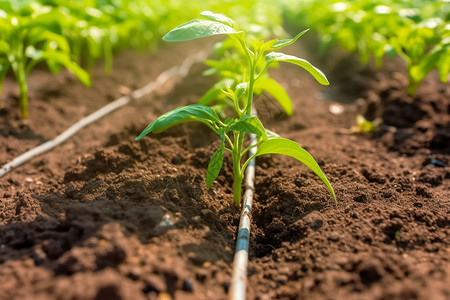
[{"left": 1, "top": 39, "right": 449, "bottom": 300}]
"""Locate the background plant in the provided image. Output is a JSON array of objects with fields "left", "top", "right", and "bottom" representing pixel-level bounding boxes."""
[
  {"left": 283, "top": 0, "right": 450, "bottom": 95},
  {"left": 0, "top": 1, "right": 90, "bottom": 118},
  {"left": 136, "top": 11, "right": 336, "bottom": 206},
  {"left": 0, "top": 0, "right": 287, "bottom": 118}
]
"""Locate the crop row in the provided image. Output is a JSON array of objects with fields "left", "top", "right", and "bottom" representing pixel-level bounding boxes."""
[
  {"left": 2, "top": 1, "right": 448, "bottom": 119},
  {"left": 0, "top": 0, "right": 283, "bottom": 118},
  {"left": 284, "top": 0, "right": 450, "bottom": 95}
]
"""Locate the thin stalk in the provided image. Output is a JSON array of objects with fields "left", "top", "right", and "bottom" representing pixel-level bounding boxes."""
[
  {"left": 11, "top": 44, "right": 29, "bottom": 118},
  {"left": 240, "top": 141, "right": 262, "bottom": 158},
  {"left": 232, "top": 132, "right": 244, "bottom": 206},
  {"left": 225, "top": 134, "right": 234, "bottom": 150},
  {"left": 17, "top": 64, "right": 28, "bottom": 119},
  {"left": 245, "top": 60, "right": 255, "bottom": 115},
  {"left": 103, "top": 39, "right": 113, "bottom": 74},
  {"left": 255, "top": 62, "right": 269, "bottom": 82}
]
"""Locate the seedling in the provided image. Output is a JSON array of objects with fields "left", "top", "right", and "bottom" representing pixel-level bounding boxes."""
[
  {"left": 136, "top": 11, "right": 336, "bottom": 206},
  {"left": 353, "top": 115, "right": 382, "bottom": 133},
  {"left": 0, "top": 3, "right": 90, "bottom": 118}
]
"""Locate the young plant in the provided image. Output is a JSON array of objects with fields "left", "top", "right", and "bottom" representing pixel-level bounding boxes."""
[
  {"left": 0, "top": 3, "right": 90, "bottom": 118},
  {"left": 136, "top": 11, "right": 336, "bottom": 206}
]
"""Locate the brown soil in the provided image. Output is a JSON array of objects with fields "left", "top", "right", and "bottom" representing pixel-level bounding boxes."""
[{"left": 0, "top": 38, "right": 449, "bottom": 300}]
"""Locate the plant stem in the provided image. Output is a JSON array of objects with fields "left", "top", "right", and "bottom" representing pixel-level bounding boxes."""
[
  {"left": 245, "top": 60, "right": 255, "bottom": 115},
  {"left": 407, "top": 69, "right": 419, "bottom": 96},
  {"left": 233, "top": 170, "right": 243, "bottom": 206},
  {"left": 18, "top": 68, "right": 28, "bottom": 119},
  {"left": 103, "top": 38, "right": 113, "bottom": 74},
  {"left": 233, "top": 131, "right": 244, "bottom": 206},
  {"left": 12, "top": 50, "right": 29, "bottom": 118}
]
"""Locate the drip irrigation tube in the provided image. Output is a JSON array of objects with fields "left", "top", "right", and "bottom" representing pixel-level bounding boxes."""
[
  {"left": 229, "top": 108, "right": 258, "bottom": 300},
  {"left": 0, "top": 51, "right": 207, "bottom": 178}
]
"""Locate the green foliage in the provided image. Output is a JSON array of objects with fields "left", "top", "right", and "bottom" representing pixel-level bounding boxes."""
[
  {"left": 162, "top": 19, "right": 241, "bottom": 42},
  {"left": 264, "top": 52, "right": 329, "bottom": 85},
  {"left": 284, "top": 0, "right": 450, "bottom": 95},
  {"left": 0, "top": 1, "right": 90, "bottom": 118},
  {"left": 137, "top": 12, "right": 336, "bottom": 206},
  {"left": 197, "top": 2, "right": 292, "bottom": 117},
  {"left": 0, "top": 0, "right": 287, "bottom": 118}
]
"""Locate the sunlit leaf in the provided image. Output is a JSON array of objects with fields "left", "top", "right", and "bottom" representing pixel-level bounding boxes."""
[
  {"left": 255, "top": 77, "right": 292, "bottom": 116},
  {"left": 235, "top": 82, "right": 247, "bottom": 100},
  {"left": 230, "top": 115, "right": 268, "bottom": 141},
  {"left": 265, "top": 52, "right": 329, "bottom": 85},
  {"left": 163, "top": 19, "right": 240, "bottom": 42},
  {"left": 206, "top": 147, "right": 224, "bottom": 188},
  {"left": 200, "top": 11, "right": 234, "bottom": 27},
  {"left": 255, "top": 137, "right": 336, "bottom": 202},
  {"left": 135, "top": 105, "right": 220, "bottom": 140},
  {"left": 270, "top": 29, "right": 309, "bottom": 50}
]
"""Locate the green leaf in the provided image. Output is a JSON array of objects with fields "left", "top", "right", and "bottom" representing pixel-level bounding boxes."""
[
  {"left": 254, "top": 77, "right": 292, "bottom": 116},
  {"left": 261, "top": 39, "right": 278, "bottom": 52},
  {"left": 270, "top": 29, "right": 309, "bottom": 50},
  {"left": 235, "top": 82, "right": 247, "bottom": 100},
  {"left": 162, "top": 19, "right": 240, "bottom": 42},
  {"left": 200, "top": 11, "right": 234, "bottom": 27},
  {"left": 0, "top": 40, "right": 8, "bottom": 54},
  {"left": 29, "top": 30, "right": 70, "bottom": 53},
  {"left": 265, "top": 52, "right": 329, "bottom": 85},
  {"left": 199, "top": 79, "right": 235, "bottom": 105},
  {"left": 265, "top": 129, "right": 280, "bottom": 140},
  {"left": 255, "top": 137, "right": 336, "bottom": 202},
  {"left": 411, "top": 44, "right": 450, "bottom": 85},
  {"left": 135, "top": 104, "right": 220, "bottom": 140},
  {"left": 230, "top": 115, "right": 268, "bottom": 141},
  {"left": 206, "top": 147, "right": 224, "bottom": 188},
  {"left": 198, "top": 85, "right": 222, "bottom": 105},
  {"left": 39, "top": 51, "right": 90, "bottom": 86}
]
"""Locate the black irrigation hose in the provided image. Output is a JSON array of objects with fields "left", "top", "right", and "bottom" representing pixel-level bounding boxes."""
[{"left": 0, "top": 51, "right": 207, "bottom": 178}]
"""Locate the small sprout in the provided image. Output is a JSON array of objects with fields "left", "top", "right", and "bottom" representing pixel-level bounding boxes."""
[{"left": 353, "top": 115, "right": 382, "bottom": 133}]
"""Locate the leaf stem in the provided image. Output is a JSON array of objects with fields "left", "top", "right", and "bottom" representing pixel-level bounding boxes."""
[
  {"left": 225, "top": 134, "right": 234, "bottom": 149},
  {"left": 241, "top": 141, "right": 262, "bottom": 158},
  {"left": 241, "top": 153, "right": 257, "bottom": 175}
]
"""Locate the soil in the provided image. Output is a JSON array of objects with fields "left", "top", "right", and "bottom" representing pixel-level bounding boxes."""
[{"left": 0, "top": 37, "right": 449, "bottom": 300}]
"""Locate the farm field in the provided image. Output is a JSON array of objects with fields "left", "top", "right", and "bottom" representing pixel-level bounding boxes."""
[{"left": 1, "top": 1, "right": 449, "bottom": 299}]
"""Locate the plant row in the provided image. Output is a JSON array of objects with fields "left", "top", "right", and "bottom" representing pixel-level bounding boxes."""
[
  {"left": 0, "top": 0, "right": 284, "bottom": 118},
  {"left": 284, "top": 0, "right": 450, "bottom": 95}
]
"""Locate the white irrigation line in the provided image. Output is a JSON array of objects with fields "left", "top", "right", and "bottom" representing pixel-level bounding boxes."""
[
  {"left": 229, "top": 107, "right": 258, "bottom": 300},
  {"left": 0, "top": 51, "right": 207, "bottom": 178}
]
